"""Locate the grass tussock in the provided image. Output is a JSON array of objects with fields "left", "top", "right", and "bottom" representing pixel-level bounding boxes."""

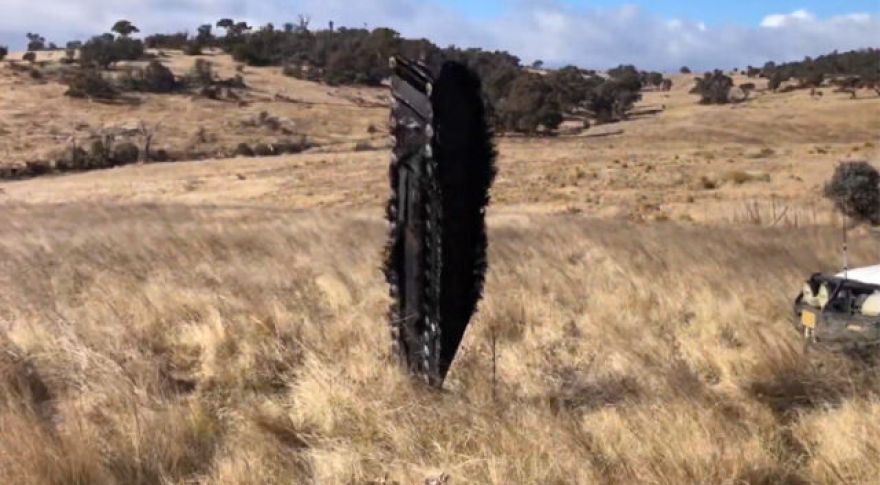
[{"left": 1, "top": 204, "right": 880, "bottom": 483}]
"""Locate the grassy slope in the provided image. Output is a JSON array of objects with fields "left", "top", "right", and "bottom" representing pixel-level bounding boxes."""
[
  {"left": 1, "top": 51, "right": 880, "bottom": 484},
  {"left": 3, "top": 204, "right": 880, "bottom": 483}
]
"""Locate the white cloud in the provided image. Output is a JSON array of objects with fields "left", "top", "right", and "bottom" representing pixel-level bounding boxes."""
[
  {"left": 761, "top": 9, "right": 816, "bottom": 28},
  {"left": 0, "top": 2, "right": 878, "bottom": 71}
]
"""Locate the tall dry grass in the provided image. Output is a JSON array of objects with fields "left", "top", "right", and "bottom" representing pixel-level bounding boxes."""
[{"left": 2, "top": 203, "right": 880, "bottom": 483}]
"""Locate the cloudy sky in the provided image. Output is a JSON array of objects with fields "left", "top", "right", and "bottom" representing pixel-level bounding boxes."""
[{"left": 1, "top": 0, "right": 878, "bottom": 71}]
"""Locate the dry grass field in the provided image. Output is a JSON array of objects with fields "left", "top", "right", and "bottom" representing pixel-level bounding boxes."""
[{"left": 2, "top": 50, "right": 880, "bottom": 484}]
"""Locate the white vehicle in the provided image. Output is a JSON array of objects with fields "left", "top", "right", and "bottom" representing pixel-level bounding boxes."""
[{"left": 794, "top": 265, "right": 880, "bottom": 348}]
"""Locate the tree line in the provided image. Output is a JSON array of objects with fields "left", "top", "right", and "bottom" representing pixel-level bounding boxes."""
[
  {"left": 746, "top": 49, "right": 879, "bottom": 92},
  {"left": 6, "top": 19, "right": 669, "bottom": 134},
  {"left": 3, "top": 19, "right": 676, "bottom": 134},
  {"left": 144, "top": 20, "right": 672, "bottom": 133}
]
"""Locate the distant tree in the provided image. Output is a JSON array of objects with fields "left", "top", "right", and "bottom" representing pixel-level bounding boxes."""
[
  {"left": 80, "top": 33, "right": 144, "bottom": 68},
  {"left": 216, "top": 18, "right": 234, "bottom": 30},
  {"left": 607, "top": 65, "right": 642, "bottom": 91},
  {"left": 661, "top": 78, "right": 673, "bottom": 91},
  {"left": 497, "top": 73, "right": 563, "bottom": 133},
  {"left": 545, "top": 65, "right": 601, "bottom": 113},
  {"left": 694, "top": 70, "right": 734, "bottom": 104},
  {"left": 196, "top": 24, "right": 213, "bottom": 45},
  {"left": 64, "top": 40, "right": 82, "bottom": 62},
  {"left": 531, "top": 60, "right": 544, "bottom": 69},
  {"left": 233, "top": 22, "right": 252, "bottom": 35},
  {"left": 768, "top": 71, "right": 786, "bottom": 91},
  {"left": 801, "top": 71, "right": 824, "bottom": 88},
  {"left": 26, "top": 33, "right": 46, "bottom": 51},
  {"left": 111, "top": 20, "right": 140, "bottom": 37},
  {"left": 689, "top": 76, "right": 703, "bottom": 94},
  {"left": 144, "top": 33, "right": 188, "bottom": 50},
  {"left": 0, "top": 46, "right": 7, "bottom": 61},
  {"left": 680, "top": 66, "right": 691, "bottom": 74},
  {"left": 646, "top": 71, "right": 664, "bottom": 88},
  {"left": 588, "top": 79, "right": 641, "bottom": 122},
  {"left": 825, "top": 161, "right": 880, "bottom": 225},
  {"left": 283, "top": 22, "right": 295, "bottom": 33}
]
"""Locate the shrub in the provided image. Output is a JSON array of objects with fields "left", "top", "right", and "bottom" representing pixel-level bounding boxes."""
[
  {"left": 152, "top": 149, "right": 171, "bottom": 162},
  {"left": 199, "top": 86, "right": 221, "bottom": 99},
  {"left": 22, "top": 52, "right": 36, "bottom": 63},
  {"left": 231, "top": 28, "right": 284, "bottom": 67},
  {"left": 80, "top": 34, "right": 144, "bottom": 68},
  {"left": 183, "top": 42, "right": 203, "bottom": 56},
  {"left": 145, "top": 33, "right": 189, "bottom": 50},
  {"left": 0, "top": 46, "right": 7, "bottom": 61},
  {"left": 680, "top": 66, "right": 691, "bottom": 74},
  {"left": 274, "top": 137, "right": 310, "bottom": 154},
  {"left": 25, "top": 160, "right": 52, "bottom": 176},
  {"left": 825, "top": 161, "right": 880, "bottom": 224},
  {"left": 112, "top": 142, "right": 140, "bottom": 165},
  {"left": 722, "top": 170, "right": 769, "bottom": 185},
  {"left": 698, "top": 175, "right": 717, "bottom": 190},
  {"left": 55, "top": 146, "right": 88, "bottom": 171},
  {"left": 800, "top": 71, "right": 824, "bottom": 88},
  {"left": 645, "top": 71, "right": 664, "bottom": 88},
  {"left": 768, "top": 72, "right": 787, "bottom": 91},
  {"left": 695, "top": 70, "right": 734, "bottom": 104},
  {"left": 235, "top": 143, "right": 255, "bottom": 157},
  {"left": 189, "top": 59, "right": 214, "bottom": 86},
  {"left": 86, "top": 140, "right": 112, "bottom": 168},
  {"left": 64, "top": 69, "right": 117, "bottom": 100},
  {"left": 142, "top": 60, "right": 177, "bottom": 92},
  {"left": 217, "top": 74, "right": 246, "bottom": 89},
  {"left": 253, "top": 143, "right": 274, "bottom": 156}
]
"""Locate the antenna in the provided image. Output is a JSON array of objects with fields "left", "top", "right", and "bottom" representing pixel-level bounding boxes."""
[{"left": 842, "top": 212, "right": 848, "bottom": 279}]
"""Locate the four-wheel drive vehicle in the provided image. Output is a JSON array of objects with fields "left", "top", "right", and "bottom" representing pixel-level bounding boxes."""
[{"left": 794, "top": 266, "right": 880, "bottom": 348}]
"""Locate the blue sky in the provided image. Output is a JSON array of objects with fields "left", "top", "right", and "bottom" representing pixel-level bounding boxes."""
[
  {"left": 1, "top": 1, "right": 878, "bottom": 70},
  {"left": 444, "top": 0, "right": 880, "bottom": 25}
]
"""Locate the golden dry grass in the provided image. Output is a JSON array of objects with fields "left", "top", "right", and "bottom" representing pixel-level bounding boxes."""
[
  {"left": 3, "top": 202, "right": 880, "bottom": 484},
  {"left": 2, "top": 50, "right": 880, "bottom": 484}
]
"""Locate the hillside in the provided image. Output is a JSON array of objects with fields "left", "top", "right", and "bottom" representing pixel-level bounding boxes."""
[
  {"left": 1, "top": 49, "right": 880, "bottom": 483},
  {"left": 2, "top": 50, "right": 879, "bottom": 223}
]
